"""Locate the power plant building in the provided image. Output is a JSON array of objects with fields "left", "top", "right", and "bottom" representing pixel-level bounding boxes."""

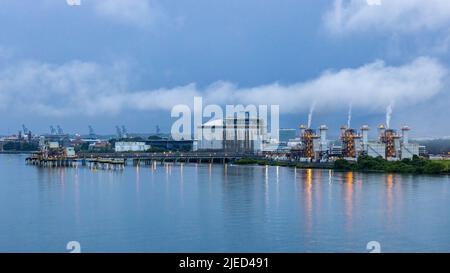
[
  {"left": 400, "top": 126, "right": 419, "bottom": 159},
  {"left": 304, "top": 124, "right": 421, "bottom": 161},
  {"left": 197, "top": 115, "right": 267, "bottom": 153},
  {"left": 341, "top": 125, "right": 420, "bottom": 160},
  {"left": 340, "top": 125, "right": 362, "bottom": 159},
  {"left": 366, "top": 142, "right": 386, "bottom": 158},
  {"left": 291, "top": 125, "right": 329, "bottom": 161}
]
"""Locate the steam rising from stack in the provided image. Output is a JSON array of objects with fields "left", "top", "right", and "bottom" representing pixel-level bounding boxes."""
[
  {"left": 347, "top": 104, "right": 352, "bottom": 129},
  {"left": 386, "top": 103, "right": 393, "bottom": 129},
  {"left": 307, "top": 102, "right": 316, "bottom": 128}
]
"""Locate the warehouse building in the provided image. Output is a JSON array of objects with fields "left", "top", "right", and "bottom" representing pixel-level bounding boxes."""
[{"left": 114, "top": 142, "right": 150, "bottom": 152}]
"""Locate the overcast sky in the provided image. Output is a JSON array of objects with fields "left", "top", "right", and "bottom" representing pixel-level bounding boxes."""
[{"left": 0, "top": 0, "right": 449, "bottom": 138}]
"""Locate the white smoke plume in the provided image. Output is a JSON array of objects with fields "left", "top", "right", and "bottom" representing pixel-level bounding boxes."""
[
  {"left": 347, "top": 103, "right": 352, "bottom": 129},
  {"left": 307, "top": 102, "right": 316, "bottom": 129},
  {"left": 386, "top": 103, "right": 393, "bottom": 129},
  {"left": 0, "top": 57, "right": 447, "bottom": 118}
]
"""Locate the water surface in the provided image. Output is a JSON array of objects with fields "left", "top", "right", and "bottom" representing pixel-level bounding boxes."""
[{"left": 0, "top": 154, "right": 449, "bottom": 252}]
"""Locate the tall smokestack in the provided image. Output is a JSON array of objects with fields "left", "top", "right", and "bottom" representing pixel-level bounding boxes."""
[
  {"left": 361, "top": 125, "right": 370, "bottom": 151},
  {"left": 386, "top": 104, "right": 393, "bottom": 129},
  {"left": 300, "top": 124, "right": 306, "bottom": 137},
  {"left": 319, "top": 125, "right": 328, "bottom": 150},
  {"left": 340, "top": 125, "right": 347, "bottom": 138},
  {"left": 402, "top": 126, "right": 410, "bottom": 145},
  {"left": 378, "top": 124, "right": 386, "bottom": 140}
]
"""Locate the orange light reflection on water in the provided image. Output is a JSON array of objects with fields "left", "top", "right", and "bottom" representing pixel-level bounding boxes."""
[
  {"left": 304, "top": 169, "right": 313, "bottom": 233},
  {"left": 345, "top": 171, "right": 354, "bottom": 231}
]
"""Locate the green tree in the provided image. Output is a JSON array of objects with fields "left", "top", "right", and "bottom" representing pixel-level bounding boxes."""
[
  {"left": 334, "top": 159, "right": 353, "bottom": 170},
  {"left": 423, "top": 161, "right": 446, "bottom": 174}
]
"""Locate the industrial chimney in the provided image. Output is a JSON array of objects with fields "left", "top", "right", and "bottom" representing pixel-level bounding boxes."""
[
  {"left": 378, "top": 124, "right": 386, "bottom": 141},
  {"left": 299, "top": 124, "right": 306, "bottom": 137},
  {"left": 319, "top": 125, "right": 328, "bottom": 151},
  {"left": 401, "top": 126, "right": 410, "bottom": 145},
  {"left": 361, "top": 125, "right": 370, "bottom": 152}
]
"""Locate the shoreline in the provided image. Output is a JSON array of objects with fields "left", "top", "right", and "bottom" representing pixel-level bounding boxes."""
[
  {"left": 2, "top": 152, "right": 448, "bottom": 176},
  {"left": 234, "top": 162, "right": 450, "bottom": 176},
  {"left": 0, "top": 151, "right": 37, "bottom": 154},
  {"left": 234, "top": 157, "right": 450, "bottom": 176}
]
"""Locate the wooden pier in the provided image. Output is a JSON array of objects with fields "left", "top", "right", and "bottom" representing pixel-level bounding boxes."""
[
  {"left": 26, "top": 156, "right": 126, "bottom": 170},
  {"left": 84, "top": 158, "right": 126, "bottom": 170},
  {"left": 77, "top": 152, "right": 260, "bottom": 166},
  {"left": 27, "top": 152, "right": 261, "bottom": 170},
  {"left": 26, "top": 156, "right": 78, "bottom": 168}
]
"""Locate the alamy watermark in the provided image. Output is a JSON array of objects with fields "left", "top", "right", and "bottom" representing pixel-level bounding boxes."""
[
  {"left": 366, "top": 241, "right": 381, "bottom": 253},
  {"left": 170, "top": 97, "right": 280, "bottom": 142},
  {"left": 66, "top": 241, "right": 81, "bottom": 253}
]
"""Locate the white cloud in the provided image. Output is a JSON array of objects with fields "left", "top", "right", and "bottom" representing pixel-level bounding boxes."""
[
  {"left": 0, "top": 57, "right": 447, "bottom": 119},
  {"left": 0, "top": 60, "right": 129, "bottom": 116},
  {"left": 198, "top": 57, "right": 448, "bottom": 114},
  {"left": 94, "top": 0, "right": 161, "bottom": 28},
  {"left": 324, "top": 0, "right": 450, "bottom": 34}
]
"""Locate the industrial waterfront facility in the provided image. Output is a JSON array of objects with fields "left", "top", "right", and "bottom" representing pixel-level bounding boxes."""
[
  {"left": 197, "top": 115, "right": 266, "bottom": 154},
  {"left": 287, "top": 124, "right": 421, "bottom": 162},
  {"left": 1, "top": 115, "right": 443, "bottom": 168},
  {"left": 193, "top": 114, "right": 423, "bottom": 162}
]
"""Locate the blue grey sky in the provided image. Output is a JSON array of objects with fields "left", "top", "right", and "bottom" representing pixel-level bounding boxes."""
[{"left": 0, "top": 0, "right": 449, "bottom": 137}]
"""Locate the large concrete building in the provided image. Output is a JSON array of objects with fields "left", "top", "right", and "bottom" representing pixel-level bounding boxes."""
[
  {"left": 399, "top": 126, "right": 419, "bottom": 159},
  {"left": 198, "top": 115, "right": 267, "bottom": 154}
]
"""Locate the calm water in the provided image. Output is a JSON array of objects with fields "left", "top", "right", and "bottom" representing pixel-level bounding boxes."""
[{"left": 0, "top": 154, "right": 449, "bottom": 253}]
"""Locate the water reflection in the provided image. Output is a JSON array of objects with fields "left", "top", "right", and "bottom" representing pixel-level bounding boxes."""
[
  {"left": 315, "top": 169, "right": 321, "bottom": 212},
  {"left": 74, "top": 170, "right": 80, "bottom": 224},
  {"left": 386, "top": 174, "right": 394, "bottom": 227},
  {"left": 136, "top": 165, "right": 140, "bottom": 195},
  {"left": 265, "top": 165, "right": 269, "bottom": 208},
  {"left": 304, "top": 169, "right": 313, "bottom": 234},
  {"left": 276, "top": 166, "right": 280, "bottom": 207},
  {"left": 11, "top": 154, "right": 450, "bottom": 252},
  {"left": 345, "top": 172, "right": 354, "bottom": 231}
]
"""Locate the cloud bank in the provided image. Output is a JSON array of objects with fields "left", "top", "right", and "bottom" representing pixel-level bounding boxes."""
[
  {"left": 0, "top": 57, "right": 447, "bottom": 118},
  {"left": 324, "top": 0, "right": 450, "bottom": 34}
]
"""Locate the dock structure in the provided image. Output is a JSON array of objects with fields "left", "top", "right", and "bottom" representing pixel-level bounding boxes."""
[
  {"left": 27, "top": 152, "right": 260, "bottom": 170},
  {"left": 26, "top": 156, "right": 78, "bottom": 168},
  {"left": 26, "top": 156, "right": 126, "bottom": 170},
  {"left": 84, "top": 158, "right": 126, "bottom": 170},
  {"left": 78, "top": 152, "right": 260, "bottom": 166},
  {"left": 26, "top": 153, "right": 127, "bottom": 170}
]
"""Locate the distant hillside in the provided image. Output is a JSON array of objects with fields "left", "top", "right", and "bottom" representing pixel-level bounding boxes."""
[{"left": 415, "top": 139, "right": 450, "bottom": 155}]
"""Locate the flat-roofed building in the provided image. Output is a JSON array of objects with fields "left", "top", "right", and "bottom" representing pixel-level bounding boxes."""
[
  {"left": 198, "top": 115, "right": 267, "bottom": 154},
  {"left": 115, "top": 142, "right": 150, "bottom": 152}
]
